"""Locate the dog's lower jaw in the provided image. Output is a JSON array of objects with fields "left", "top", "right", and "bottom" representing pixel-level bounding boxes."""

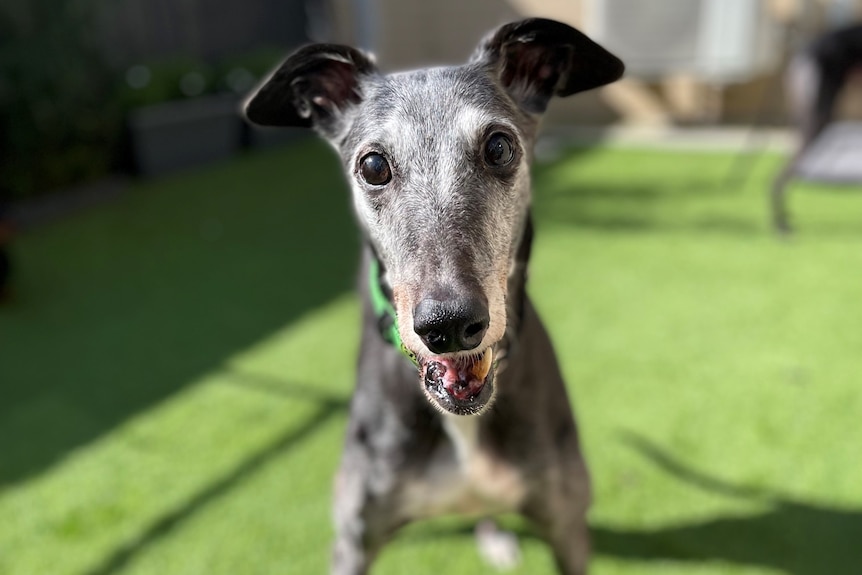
[{"left": 420, "top": 348, "right": 498, "bottom": 416}]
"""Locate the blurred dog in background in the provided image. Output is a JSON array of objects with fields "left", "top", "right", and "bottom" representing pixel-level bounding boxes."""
[{"left": 773, "top": 23, "right": 862, "bottom": 233}]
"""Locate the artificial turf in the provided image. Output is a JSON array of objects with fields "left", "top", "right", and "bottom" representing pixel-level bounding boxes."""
[{"left": 1, "top": 140, "right": 860, "bottom": 575}]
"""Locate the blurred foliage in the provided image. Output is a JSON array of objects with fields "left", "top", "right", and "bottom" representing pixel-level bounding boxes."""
[
  {"left": 215, "top": 47, "right": 285, "bottom": 87},
  {"left": 0, "top": 0, "right": 122, "bottom": 200},
  {"left": 116, "top": 58, "right": 217, "bottom": 110},
  {"left": 0, "top": 0, "right": 285, "bottom": 201},
  {"left": 117, "top": 48, "right": 283, "bottom": 109}
]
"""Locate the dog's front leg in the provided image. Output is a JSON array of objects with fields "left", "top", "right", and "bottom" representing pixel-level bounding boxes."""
[
  {"left": 331, "top": 438, "right": 406, "bottom": 575},
  {"left": 331, "top": 467, "right": 372, "bottom": 575},
  {"left": 522, "top": 456, "right": 592, "bottom": 575}
]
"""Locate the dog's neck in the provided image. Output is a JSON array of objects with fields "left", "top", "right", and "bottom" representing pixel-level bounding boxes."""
[
  {"left": 366, "top": 252, "right": 419, "bottom": 366},
  {"left": 497, "top": 213, "right": 533, "bottom": 372},
  {"left": 366, "top": 212, "right": 533, "bottom": 371}
]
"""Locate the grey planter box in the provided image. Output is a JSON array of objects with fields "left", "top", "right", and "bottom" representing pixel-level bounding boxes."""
[
  {"left": 246, "top": 124, "right": 306, "bottom": 149},
  {"left": 129, "top": 95, "right": 242, "bottom": 177}
]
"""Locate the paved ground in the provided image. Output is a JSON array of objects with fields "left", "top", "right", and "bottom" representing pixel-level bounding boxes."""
[{"left": 797, "top": 121, "right": 862, "bottom": 183}]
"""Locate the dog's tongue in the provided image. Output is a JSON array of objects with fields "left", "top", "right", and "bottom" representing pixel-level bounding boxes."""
[{"left": 423, "top": 348, "right": 493, "bottom": 401}]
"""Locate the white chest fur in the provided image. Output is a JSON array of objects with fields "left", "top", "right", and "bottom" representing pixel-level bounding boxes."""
[{"left": 399, "top": 414, "right": 527, "bottom": 520}]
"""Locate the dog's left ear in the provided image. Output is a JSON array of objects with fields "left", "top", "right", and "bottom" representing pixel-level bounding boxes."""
[{"left": 473, "top": 18, "right": 624, "bottom": 114}]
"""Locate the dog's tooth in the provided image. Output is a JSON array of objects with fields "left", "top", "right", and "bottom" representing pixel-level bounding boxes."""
[{"left": 472, "top": 348, "right": 493, "bottom": 381}]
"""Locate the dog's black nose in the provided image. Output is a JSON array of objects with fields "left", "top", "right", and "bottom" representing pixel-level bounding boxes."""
[{"left": 413, "top": 296, "right": 489, "bottom": 354}]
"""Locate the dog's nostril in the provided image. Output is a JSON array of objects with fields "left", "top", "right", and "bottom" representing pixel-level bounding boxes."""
[
  {"left": 426, "top": 330, "right": 445, "bottom": 344},
  {"left": 464, "top": 322, "right": 485, "bottom": 338},
  {"left": 460, "top": 318, "right": 488, "bottom": 351}
]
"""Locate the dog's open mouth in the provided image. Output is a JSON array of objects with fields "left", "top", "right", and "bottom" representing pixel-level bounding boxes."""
[{"left": 420, "top": 347, "right": 496, "bottom": 416}]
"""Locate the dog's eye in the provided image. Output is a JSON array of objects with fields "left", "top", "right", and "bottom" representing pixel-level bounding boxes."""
[
  {"left": 359, "top": 153, "right": 392, "bottom": 186},
  {"left": 484, "top": 133, "right": 515, "bottom": 167}
]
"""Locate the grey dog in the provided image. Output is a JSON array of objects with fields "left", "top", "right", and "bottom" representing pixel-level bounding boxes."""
[{"left": 244, "top": 18, "right": 624, "bottom": 574}]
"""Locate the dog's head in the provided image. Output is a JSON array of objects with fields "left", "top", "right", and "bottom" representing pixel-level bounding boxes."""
[{"left": 244, "top": 18, "right": 623, "bottom": 416}]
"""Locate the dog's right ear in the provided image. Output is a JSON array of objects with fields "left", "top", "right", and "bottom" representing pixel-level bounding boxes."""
[{"left": 243, "top": 44, "right": 377, "bottom": 137}]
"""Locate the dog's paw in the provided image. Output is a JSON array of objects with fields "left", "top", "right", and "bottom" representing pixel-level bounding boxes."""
[{"left": 475, "top": 519, "right": 521, "bottom": 571}]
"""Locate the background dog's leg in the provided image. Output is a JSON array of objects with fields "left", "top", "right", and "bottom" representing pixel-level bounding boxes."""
[
  {"left": 771, "top": 162, "right": 796, "bottom": 235},
  {"left": 774, "top": 52, "right": 844, "bottom": 234},
  {"left": 771, "top": 92, "right": 837, "bottom": 235}
]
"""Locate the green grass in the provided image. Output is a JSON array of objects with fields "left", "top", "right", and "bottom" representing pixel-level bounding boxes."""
[{"left": 2, "top": 141, "right": 861, "bottom": 575}]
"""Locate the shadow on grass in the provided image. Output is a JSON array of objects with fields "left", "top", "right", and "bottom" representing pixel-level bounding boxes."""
[
  {"left": 531, "top": 150, "right": 765, "bottom": 235},
  {"left": 225, "top": 368, "right": 352, "bottom": 406},
  {"left": 591, "top": 434, "right": 862, "bottom": 575},
  {"left": 0, "top": 140, "right": 358, "bottom": 490},
  {"left": 532, "top": 148, "right": 862, "bottom": 237},
  {"left": 401, "top": 433, "right": 862, "bottom": 575},
  {"left": 535, "top": 185, "right": 763, "bottom": 236},
  {"left": 84, "top": 395, "right": 347, "bottom": 575},
  {"left": 533, "top": 181, "right": 764, "bottom": 236}
]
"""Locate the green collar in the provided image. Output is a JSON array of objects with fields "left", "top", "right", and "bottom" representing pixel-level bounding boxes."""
[{"left": 368, "top": 257, "right": 419, "bottom": 366}]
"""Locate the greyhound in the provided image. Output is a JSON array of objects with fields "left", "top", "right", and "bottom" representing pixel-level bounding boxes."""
[
  {"left": 772, "top": 23, "right": 862, "bottom": 233},
  {"left": 243, "top": 18, "right": 624, "bottom": 574}
]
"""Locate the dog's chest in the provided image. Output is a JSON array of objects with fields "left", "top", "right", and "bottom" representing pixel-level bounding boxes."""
[{"left": 399, "top": 415, "right": 527, "bottom": 519}]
